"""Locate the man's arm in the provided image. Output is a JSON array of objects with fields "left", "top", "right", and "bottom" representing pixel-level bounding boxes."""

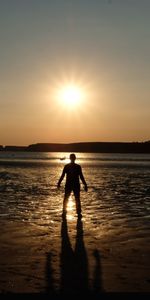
[
  {"left": 57, "top": 167, "right": 66, "bottom": 188},
  {"left": 79, "top": 167, "right": 88, "bottom": 191}
]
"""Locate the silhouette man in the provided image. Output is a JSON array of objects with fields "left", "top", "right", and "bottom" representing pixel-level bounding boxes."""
[{"left": 57, "top": 153, "right": 88, "bottom": 218}]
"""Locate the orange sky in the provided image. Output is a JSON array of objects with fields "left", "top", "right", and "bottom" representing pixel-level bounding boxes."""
[{"left": 0, "top": 1, "right": 150, "bottom": 146}]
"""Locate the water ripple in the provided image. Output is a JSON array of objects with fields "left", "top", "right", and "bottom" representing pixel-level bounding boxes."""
[{"left": 0, "top": 154, "right": 150, "bottom": 243}]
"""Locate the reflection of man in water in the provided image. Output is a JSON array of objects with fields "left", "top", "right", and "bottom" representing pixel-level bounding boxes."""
[{"left": 57, "top": 153, "right": 88, "bottom": 218}]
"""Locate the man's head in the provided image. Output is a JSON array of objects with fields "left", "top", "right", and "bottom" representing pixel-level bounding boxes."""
[{"left": 70, "top": 153, "right": 76, "bottom": 163}]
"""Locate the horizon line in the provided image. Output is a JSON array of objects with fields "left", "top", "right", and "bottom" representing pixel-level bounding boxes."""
[{"left": 1, "top": 140, "right": 150, "bottom": 148}]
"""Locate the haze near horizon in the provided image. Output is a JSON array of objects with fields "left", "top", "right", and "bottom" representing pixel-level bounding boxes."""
[{"left": 0, "top": 0, "right": 150, "bottom": 146}]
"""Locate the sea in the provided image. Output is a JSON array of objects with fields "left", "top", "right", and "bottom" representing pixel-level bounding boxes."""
[{"left": 0, "top": 151, "right": 150, "bottom": 242}]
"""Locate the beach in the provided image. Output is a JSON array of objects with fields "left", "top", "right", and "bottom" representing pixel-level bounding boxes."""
[
  {"left": 0, "top": 152, "right": 150, "bottom": 294},
  {"left": 1, "top": 0, "right": 150, "bottom": 294},
  {"left": 0, "top": 217, "right": 150, "bottom": 294}
]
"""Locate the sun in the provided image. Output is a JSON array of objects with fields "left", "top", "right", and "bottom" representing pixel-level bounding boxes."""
[
  {"left": 57, "top": 84, "right": 84, "bottom": 109},
  {"left": 62, "top": 85, "right": 81, "bottom": 105}
]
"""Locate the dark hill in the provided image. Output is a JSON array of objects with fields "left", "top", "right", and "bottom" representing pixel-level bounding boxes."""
[
  {"left": 1, "top": 141, "right": 150, "bottom": 153},
  {"left": 26, "top": 141, "right": 150, "bottom": 153}
]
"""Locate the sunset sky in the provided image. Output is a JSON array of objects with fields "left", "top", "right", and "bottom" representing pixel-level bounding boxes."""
[{"left": 0, "top": 0, "right": 150, "bottom": 146}]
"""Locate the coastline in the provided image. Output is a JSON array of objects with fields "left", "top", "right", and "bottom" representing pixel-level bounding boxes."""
[{"left": 0, "top": 141, "right": 150, "bottom": 153}]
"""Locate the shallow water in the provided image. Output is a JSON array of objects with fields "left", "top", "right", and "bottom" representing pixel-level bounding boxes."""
[{"left": 0, "top": 151, "right": 150, "bottom": 242}]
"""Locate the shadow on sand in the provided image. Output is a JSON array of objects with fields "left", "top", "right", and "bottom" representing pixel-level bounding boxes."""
[{"left": 45, "top": 217, "right": 103, "bottom": 297}]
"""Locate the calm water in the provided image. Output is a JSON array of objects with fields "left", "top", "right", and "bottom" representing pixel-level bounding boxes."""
[{"left": 0, "top": 151, "right": 150, "bottom": 241}]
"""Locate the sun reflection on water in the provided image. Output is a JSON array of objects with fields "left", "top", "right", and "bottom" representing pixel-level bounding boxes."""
[{"left": 67, "top": 195, "right": 75, "bottom": 220}]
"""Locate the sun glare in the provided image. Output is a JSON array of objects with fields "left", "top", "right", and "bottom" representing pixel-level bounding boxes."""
[{"left": 57, "top": 84, "right": 84, "bottom": 109}]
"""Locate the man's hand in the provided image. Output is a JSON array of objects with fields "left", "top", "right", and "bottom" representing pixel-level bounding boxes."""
[
  {"left": 57, "top": 183, "right": 61, "bottom": 189},
  {"left": 84, "top": 184, "right": 88, "bottom": 192}
]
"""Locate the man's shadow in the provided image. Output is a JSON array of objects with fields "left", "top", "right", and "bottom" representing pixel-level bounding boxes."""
[
  {"left": 60, "top": 216, "right": 103, "bottom": 295},
  {"left": 45, "top": 216, "right": 103, "bottom": 295}
]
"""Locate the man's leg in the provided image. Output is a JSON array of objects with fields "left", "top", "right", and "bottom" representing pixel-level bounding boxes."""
[
  {"left": 62, "top": 188, "right": 71, "bottom": 216},
  {"left": 74, "top": 189, "right": 82, "bottom": 217}
]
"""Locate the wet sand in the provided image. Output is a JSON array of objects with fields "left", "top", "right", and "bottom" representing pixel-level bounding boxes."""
[{"left": 0, "top": 217, "right": 150, "bottom": 295}]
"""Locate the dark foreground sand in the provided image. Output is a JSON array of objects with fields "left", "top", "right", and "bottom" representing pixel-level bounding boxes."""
[{"left": 0, "top": 217, "right": 150, "bottom": 295}]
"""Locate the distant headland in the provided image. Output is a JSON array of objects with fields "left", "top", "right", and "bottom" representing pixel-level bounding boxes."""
[{"left": 0, "top": 141, "right": 150, "bottom": 153}]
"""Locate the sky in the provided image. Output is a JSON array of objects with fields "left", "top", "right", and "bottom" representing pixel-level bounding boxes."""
[{"left": 0, "top": 0, "right": 150, "bottom": 146}]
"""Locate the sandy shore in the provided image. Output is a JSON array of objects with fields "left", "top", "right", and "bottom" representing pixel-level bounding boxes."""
[{"left": 0, "top": 217, "right": 150, "bottom": 295}]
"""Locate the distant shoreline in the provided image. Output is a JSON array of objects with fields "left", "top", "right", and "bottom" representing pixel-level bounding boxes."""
[{"left": 0, "top": 141, "right": 150, "bottom": 153}]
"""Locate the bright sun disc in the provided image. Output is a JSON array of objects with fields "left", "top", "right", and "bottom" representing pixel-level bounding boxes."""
[{"left": 58, "top": 85, "right": 83, "bottom": 108}]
